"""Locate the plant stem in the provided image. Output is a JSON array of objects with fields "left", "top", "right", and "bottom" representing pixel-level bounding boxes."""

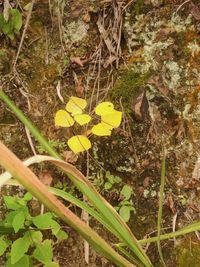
[
  {"left": 0, "top": 89, "right": 60, "bottom": 158},
  {"left": 157, "top": 149, "right": 166, "bottom": 267}
]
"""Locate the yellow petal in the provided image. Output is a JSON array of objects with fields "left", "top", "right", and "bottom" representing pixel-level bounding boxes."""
[
  {"left": 74, "top": 114, "right": 91, "bottom": 126},
  {"left": 55, "top": 110, "right": 74, "bottom": 127},
  {"left": 91, "top": 123, "right": 112, "bottom": 136},
  {"left": 95, "top": 102, "right": 114, "bottom": 116},
  {"left": 101, "top": 110, "right": 122, "bottom": 128},
  {"left": 67, "top": 135, "right": 91, "bottom": 153},
  {"left": 66, "top": 96, "right": 87, "bottom": 116}
]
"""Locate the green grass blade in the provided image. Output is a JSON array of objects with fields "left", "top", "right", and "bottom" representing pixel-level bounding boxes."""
[
  {"left": 115, "top": 245, "right": 145, "bottom": 267},
  {"left": 157, "top": 151, "right": 166, "bottom": 267},
  {"left": 36, "top": 156, "right": 153, "bottom": 267},
  {"left": 49, "top": 187, "right": 120, "bottom": 238},
  {"left": 0, "top": 90, "right": 152, "bottom": 267},
  {"left": 139, "top": 221, "right": 200, "bottom": 244},
  {"left": 0, "top": 141, "right": 135, "bottom": 267},
  {"left": 0, "top": 89, "right": 60, "bottom": 159}
]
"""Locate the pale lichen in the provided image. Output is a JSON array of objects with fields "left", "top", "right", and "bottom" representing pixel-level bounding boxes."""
[
  {"left": 64, "top": 20, "right": 89, "bottom": 46},
  {"left": 187, "top": 41, "right": 200, "bottom": 57}
]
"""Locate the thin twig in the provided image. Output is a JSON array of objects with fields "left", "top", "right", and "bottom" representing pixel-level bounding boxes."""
[
  {"left": 13, "top": 0, "right": 35, "bottom": 70},
  {"left": 172, "top": 212, "right": 178, "bottom": 246},
  {"left": 122, "top": 0, "right": 135, "bottom": 11},
  {"left": 56, "top": 80, "right": 64, "bottom": 103},
  {"left": 176, "top": 0, "right": 191, "bottom": 13},
  {"left": 25, "top": 126, "right": 37, "bottom": 155}
]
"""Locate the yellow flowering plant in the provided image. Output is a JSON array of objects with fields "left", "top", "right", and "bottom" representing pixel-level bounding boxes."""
[{"left": 54, "top": 96, "right": 122, "bottom": 153}]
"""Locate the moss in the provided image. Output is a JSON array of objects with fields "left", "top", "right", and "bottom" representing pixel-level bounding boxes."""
[
  {"left": 175, "top": 239, "right": 200, "bottom": 267},
  {"left": 0, "top": 49, "right": 11, "bottom": 75},
  {"left": 134, "top": 0, "right": 145, "bottom": 15},
  {"left": 110, "top": 69, "right": 150, "bottom": 110}
]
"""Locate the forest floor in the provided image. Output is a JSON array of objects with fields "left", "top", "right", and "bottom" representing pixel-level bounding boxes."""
[{"left": 1, "top": 0, "right": 200, "bottom": 266}]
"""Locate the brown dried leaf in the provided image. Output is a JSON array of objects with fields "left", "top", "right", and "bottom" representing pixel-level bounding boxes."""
[
  {"left": 72, "top": 72, "right": 85, "bottom": 98},
  {"left": 188, "top": 203, "right": 200, "bottom": 213},
  {"left": 38, "top": 170, "right": 53, "bottom": 186},
  {"left": 192, "top": 156, "right": 200, "bottom": 180},
  {"left": 70, "top": 57, "right": 84, "bottom": 67},
  {"left": 166, "top": 194, "right": 176, "bottom": 214},
  {"left": 131, "top": 90, "right": 149, "bottom": 122},
  {"left": 63, "top": 150, "right": 78, "bottom": 164},
  {"left": 190, "top": 3, "right": 200, "bottom": 20},
  {"left": 148, "top": 76, "right": 169, "bottom": 96}
]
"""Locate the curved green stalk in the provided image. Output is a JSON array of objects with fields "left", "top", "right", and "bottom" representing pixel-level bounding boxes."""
[
  {"left": 0, "top": 90, "right": 152, "bottom": 267},
  {"left": 0, "top": 141, "right": 135, "bottom": 267},
  {"left": 0, "top": 89, "right": 60, "bottom": 159},
  {"left": 157, "top": 151, "right": 166, "bottom": 267}
]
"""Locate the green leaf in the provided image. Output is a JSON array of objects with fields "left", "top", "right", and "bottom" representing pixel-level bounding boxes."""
[
  {"left": 44, "top": 262, "right": 59, "bottom": 267},
  {"left": 8, "top": 33, "right": 14, "bottom": 39},
  {"left": 4, "top": 196, "right": 21, "bottom": 210},
  {"left": 10, "top": 9, "right": 22, "bottom": 31},
  {"left": 120, "top": 185, "right": 132, "bottom": 200},
  {"left": 29, "top": 231, "right": 43, "bottom": 245},
  {"left": 104, "top": 182, "right": 112, "bottom": 190},
  {"left": 32, "top": 213, "right": 60, "bottom": 235},
  {"left": 119, "top": 206, "right": 131, "bottom": 223},
  {"left": 2, "top": 22, "right": 12, "bottom": 35},
  {"left": 12, "top": 211, "right": 25, "bottom": 233},
  {"left": 5, "top": 210, "right": 19, "bottom": 225},
  {"left": 11, "top": 234, "right": 31, "bottom": 264},
  {"left": 33, "top": 239, "right": 53, "bottom": 264},
  {"left": 23, "top": 192, "right": 33, "bottom": 202},
  {"left": 105, "top": 172, "right": 114, "bottom": 184},
  {"left": 0, "top": 237, "right": 8, "bottom": 256},
  {"left": 113, "top": 175, "right": 122, "bottom": 183},
  {"left": 55, "top": 229, "right": 68, "bottom": 241},
  {"left": 23, "top": 3, "right": 33, "bottom": 11},
  {"left": 6, "top": 255, "right": 30, "bottom": 267}
]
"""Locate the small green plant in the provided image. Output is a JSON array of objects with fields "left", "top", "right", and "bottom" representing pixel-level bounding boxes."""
[
  {"left": 0, "top": 193, "right": 68, "bottom": 267},
  {"left": 0, "top": 8, "right": 22, "bottom": 39},
  {"left": 115, "top": 185, "right": 136, "bottom": 223},
  {"left": 89, "top": 171, "right": 135, "bottom": 222},
  {"left": 104, "top": 171, "right": 122, "bottom": 190},
  {"left": 89, "top": 170, "right": 122, "bottom": 191},
  {"left": 36, "top": 139, "right": 67, "bottom": 154}
]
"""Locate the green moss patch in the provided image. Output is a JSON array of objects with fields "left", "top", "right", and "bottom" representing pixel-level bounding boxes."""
[{"left": 110, "top": 69, "right": 150, "bottom": 111}]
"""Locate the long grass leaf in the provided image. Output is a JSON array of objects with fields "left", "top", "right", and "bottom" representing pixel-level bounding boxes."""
[
  {"left": 0, "top": 141, "right": 135, "bottom": 267},
  {"left": 0, "top": 90, "right": 152, "bottom": 267},
  {"left": 0, "top": 90, "right": 60, "bottom": 158},
  {"left": 157, "top": 150, "right": 166, "bottom": 267}
]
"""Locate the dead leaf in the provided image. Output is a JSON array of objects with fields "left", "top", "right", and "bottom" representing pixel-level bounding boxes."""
[
  {"left": 70, "top": 57, "right": 84, "bottom": 67},
  {"left": 82, "top": 12, "right": 90, "bottom": 23},
  {"left": 166, "top": 194, "right": 176, "bottom": 214},
  {"left": 148, "top": 76, "right": 169, "bottom": 97},
  {"left": 63, "top": 150, "right": 78, "bottom": 164},
  {"left": 190, "top": 3, "right": 200, "bottom": 20},
  {"left": 38, "top": 170, "right": 53, "bottom": 186},
  {"left": 131, "top": 90, "right": 149, "bottom": 122},
  {"left": 188, "top": 203, "right": 200, "bottom": 213},
  {"left": 73, "top": 72, "right": 85, "bottom": 98},
  {"left": 143, "top": 177, "right": 150, "bottom": 188},
  {"left": 192, "top": 156, "right": 200, "bottom": 180}
]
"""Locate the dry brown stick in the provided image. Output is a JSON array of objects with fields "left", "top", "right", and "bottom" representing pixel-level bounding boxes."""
[{"left": 13, "top": 0, "right": 35, "bottom": 70}]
